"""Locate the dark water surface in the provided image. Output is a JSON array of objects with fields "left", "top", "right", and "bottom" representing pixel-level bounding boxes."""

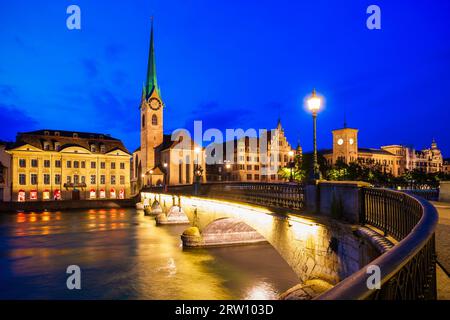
[{"left": 0, "top": 208, "right": 299, "bottom": 299}]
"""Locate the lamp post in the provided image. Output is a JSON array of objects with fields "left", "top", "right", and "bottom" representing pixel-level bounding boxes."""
[
  {"left": 306, "top": 88, "right": 322, "bottom": 181},
  {"left": 194, "top": 147, "right": 201, "bottom": 195},
  {"left": 288, "top": 150, "right": 294, "bottom": 182}
]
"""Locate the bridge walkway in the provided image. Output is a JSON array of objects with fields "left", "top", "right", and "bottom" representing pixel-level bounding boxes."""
[{"left": 431, "top": 201, "right": 450, "bottom": 299}]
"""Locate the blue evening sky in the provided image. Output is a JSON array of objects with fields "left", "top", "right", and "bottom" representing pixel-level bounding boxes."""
[{"left": 1, "top": 0, "right": 449, "bottom": 155}]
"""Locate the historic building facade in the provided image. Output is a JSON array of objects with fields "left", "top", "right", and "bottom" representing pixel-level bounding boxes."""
[
  {"left": 131, "top": 21, "right": 205, "bottom": 194},
  {"left": 0, "top": 142, "right": 12, "bottom": 202},
  {"left": 7, "top": 130, "right": 131, "bottom": 202},
  {"left": 206, "top": 120, "right": 300, "bottom": 182},
  {"left": 444, "top": 159, "right": 450, "bottom": 174},
  {"left": 323, "top": 126, "right": 444, "bottom": 176}
]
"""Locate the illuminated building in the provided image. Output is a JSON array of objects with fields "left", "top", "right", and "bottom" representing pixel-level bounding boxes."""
[
  {"left": 131, "top": 20, "right": 205, "bottom": 193},
  {"left": 206, "top": 120, "right": 300, "bottom": 182},
  {"left": 443, "top": 158, "right": 450, "bottom": 174},
  {"left": 323, "top": 126, "right": 444, "bottom": 176},
  {"left": 0, "top": 141, "right": 12, "bottom": 201},
  {"left": 7, "top": 130, "right": 131, "bottom": 201}
]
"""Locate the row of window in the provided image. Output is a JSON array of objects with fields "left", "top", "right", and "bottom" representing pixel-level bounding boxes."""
[
  {"left": 245, "top": 174, "right": 281, "bottom": 181},
  {"left": 17, "top": 188, "right": 126, "bottom": 201},
  {"left": 41, "top": 142, "right": 108, "bottom": 153},
  {"left": 19, "top": 159, "right": 126, "bottom": 170},
  {"left": 18, "top": 174, "right": 126, "bottom": 185},
  {"left": 236, "top": 154, "right": 292, "bottom": 163}
]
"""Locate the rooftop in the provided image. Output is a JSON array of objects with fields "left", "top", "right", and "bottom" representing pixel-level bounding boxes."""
[{"left": 9, "top": 129, "right": 130, "bottom": 154}]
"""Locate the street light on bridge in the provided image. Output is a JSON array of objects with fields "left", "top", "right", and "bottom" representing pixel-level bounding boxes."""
[{"left": 306, "top": 88, "right": 322, "bottom": 181}]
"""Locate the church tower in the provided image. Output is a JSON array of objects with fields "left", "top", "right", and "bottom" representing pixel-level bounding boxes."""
[{"left": 140, "top": 19, "right": 164, "bottom": 174}]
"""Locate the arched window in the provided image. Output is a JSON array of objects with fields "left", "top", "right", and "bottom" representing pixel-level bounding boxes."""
[
  {"left": 152, "top": 114, "right": 158, "bottom": 126},
  {"left": 142, "top": 115, "right": 145, "bottom": 128}
]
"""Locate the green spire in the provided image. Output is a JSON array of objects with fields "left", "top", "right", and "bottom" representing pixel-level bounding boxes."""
[{"left": 144, "top": 17, "right": 159, "bottom": 99}]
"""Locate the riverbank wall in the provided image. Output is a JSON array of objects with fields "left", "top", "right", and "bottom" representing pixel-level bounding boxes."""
[{"left": 0, "top": 198, "right": 137, "bottom": 213}]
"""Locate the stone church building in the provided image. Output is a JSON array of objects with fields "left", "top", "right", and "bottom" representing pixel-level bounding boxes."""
[{"left": 131, "top": 21, "right": 205, "bottom": 194}]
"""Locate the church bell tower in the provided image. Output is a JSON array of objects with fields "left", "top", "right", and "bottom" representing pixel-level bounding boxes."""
[{"left": 140, "top": 18, "right": 164, "bottom": 174}]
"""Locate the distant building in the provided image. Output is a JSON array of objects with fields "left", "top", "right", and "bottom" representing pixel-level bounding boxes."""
[
  {"left": 131, "top": 21, "right": 205, "bottom": 194},
  {"left": 0, "top": 141, "right": 12, "bottom": 202},
  {"left": 206, "top": 120, "right": 300, "bottom": 182},
  {"left": 323, "top": 126, "right": 444, "bottom": 176},
  {"left": 6, "top": 130, "right": 131, "bottom": 202},
  {"left": 444, "top": 158, "right": 450, "bottom": 174}
]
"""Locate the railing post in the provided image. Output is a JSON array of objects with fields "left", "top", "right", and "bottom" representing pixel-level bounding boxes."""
[
  {"left": 383, "top": 191, "right": 388, "bottom": 237},
  {"left": 359, "top": 187, "right": 366, "bottom": 225}
]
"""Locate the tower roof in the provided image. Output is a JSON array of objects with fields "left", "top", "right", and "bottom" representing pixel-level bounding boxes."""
[{"left": 144, "top": 18, "right": 160, "bottom": 99}]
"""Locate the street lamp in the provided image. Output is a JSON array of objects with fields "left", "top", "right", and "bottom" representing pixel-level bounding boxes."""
[
  {"left": 193, "top": 147, "right": 202, "bottom": 195},
  {"left": 288, "top": 150, "right": 294, "bottom": 182},
  {"left": 194, "top": 147, "right": 201, "bottom": 178},
  {"left": 306, "top": 88, "right": 322, "bottom": 180}
]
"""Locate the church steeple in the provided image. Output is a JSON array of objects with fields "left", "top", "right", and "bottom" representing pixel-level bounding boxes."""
[{"left": 144, "top": 17, "right": 160, "bottom": 100}]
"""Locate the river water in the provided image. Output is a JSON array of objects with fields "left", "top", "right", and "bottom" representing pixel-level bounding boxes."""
[{"left": 0, "top": 208, "right": 299, "bottom": 299}]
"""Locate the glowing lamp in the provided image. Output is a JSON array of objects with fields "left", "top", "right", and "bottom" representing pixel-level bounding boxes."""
[{"left": 307, "top": 88, "right": 321, "bottom": 114}]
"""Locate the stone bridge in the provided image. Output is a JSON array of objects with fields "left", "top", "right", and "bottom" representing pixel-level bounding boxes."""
[{"left": 140, "top": 191, "right": 378, "bottom": 288}]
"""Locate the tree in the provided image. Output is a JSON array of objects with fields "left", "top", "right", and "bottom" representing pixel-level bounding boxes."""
[{"left": 278, "top": 153, "right": 306, "bottom": 183}]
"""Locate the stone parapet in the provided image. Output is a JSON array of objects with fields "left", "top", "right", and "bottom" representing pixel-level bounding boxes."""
[{"left": 439, "top": 181, "right": 450, "bottom": 202}]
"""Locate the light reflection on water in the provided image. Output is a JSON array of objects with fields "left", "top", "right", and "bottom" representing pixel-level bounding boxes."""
[{"left": 0, "top": 208, "right": 299, "bottom": 300}]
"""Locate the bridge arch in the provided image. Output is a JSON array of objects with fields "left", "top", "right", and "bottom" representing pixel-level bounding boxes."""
[
  {"left": 197, "top": 217, "right": 267, "bottom": 247},
  {"left": 142, "top": 192, "right": 376, "bottom": 285}
]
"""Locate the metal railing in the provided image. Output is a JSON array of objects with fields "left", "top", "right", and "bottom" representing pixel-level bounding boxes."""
[
  {"left": 143, "top": 182, "right": 305, "bottom": 211},
  {"left": 318, "top": 188, "right": 438, "bottom": 300},
  {"left": 404, "top": 189, "right": 439, "bottom": 201}
]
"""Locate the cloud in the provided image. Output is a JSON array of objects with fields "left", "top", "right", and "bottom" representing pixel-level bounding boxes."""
[
  {"left": 0, "top": 103, "right": 38, "bottom": 141},
  {"left": 82, "top": 59, "right": 99, "bottom": 78},
  {"left": 0, "top": 84, "right": 15, "bottom": 99},
  {"left": 184, "top": 101, "right": 253, "bottom": 130},
  {"left": 105, "top": 44, "right": 125, "bottom": 62},
  {"left": 13, "top": 36, "right": 36, "bottom": 54}
]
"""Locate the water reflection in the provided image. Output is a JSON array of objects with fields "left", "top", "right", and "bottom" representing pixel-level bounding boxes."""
[{"left": 0, "top": 208, "right": 299, "bottom": 299}]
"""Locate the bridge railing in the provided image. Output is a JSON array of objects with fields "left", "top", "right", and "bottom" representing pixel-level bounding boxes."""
[
  {"left": 142, "top": 182, "right": 305, "bottom": 211},
  {"left": 318, "top": 187, "right": 438, "bottom": 300},
  {"left": 403, "top": 189, "right": 439, "bottom": 202}
]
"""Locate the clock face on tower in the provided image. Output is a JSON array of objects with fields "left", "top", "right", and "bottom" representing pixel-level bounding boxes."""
[
  {"left": 349, "top": 138, "right": 354, "bottom": 145},
  {"left": 149, "top": 98, "right": 162, "bottom": 111}
]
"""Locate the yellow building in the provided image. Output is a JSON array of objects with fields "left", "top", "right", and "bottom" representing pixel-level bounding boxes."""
[
  {"left": 7, "top": 130, "right": 131, "bottom": 202},
  {"left": 131, "top": 21, "right": 205, "bottom": 193}
]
